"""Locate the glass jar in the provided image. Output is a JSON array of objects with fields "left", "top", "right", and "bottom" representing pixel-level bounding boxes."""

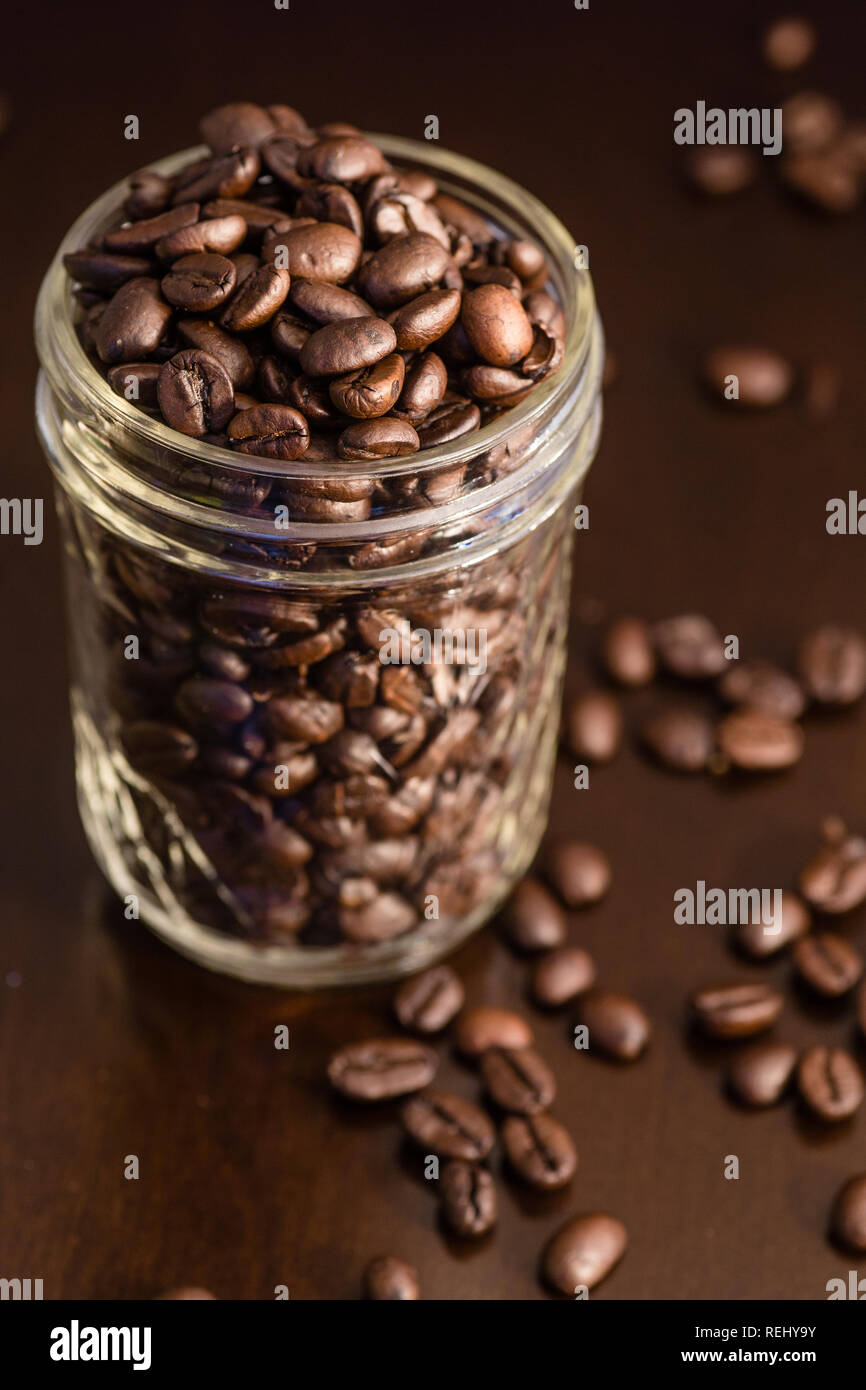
[{"left": 35, "top": 134, "right": 603, "bottom": 987}]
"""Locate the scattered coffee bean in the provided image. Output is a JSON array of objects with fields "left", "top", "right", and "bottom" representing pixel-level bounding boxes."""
[
  {"left": 227, "top": 404, "right": 309, "bottom": 460},
  {"left": 531, "top": 946, "right": 597, "bottom": 1008},
  {"left": 601, "top": 616, "right": 656, "bottom": 686},
  {"left": 799, "top": 822, "right": 866, "bottom": 914},
  {"left": 732, "top": 890, "right": 811, "bottom": 959},
  {"left": 579, "top": 990, "right": 650, "bottom": 1061},
  {"left": 542, "top": 1213, "right": 627, "bottom": 1295},
  {"left": 455, "top": 1006, "right": 533, "bottom": 1057},
  {"left": 797, "top": 1045, "right": 864, "bottom": 1121},
  {"left": 565, "top": 690, "right": 623, "bottom": 764},
  {"left": 543, "top": 839, "right": 612, "bottom": 909},
  {"left": 830, "top": 1173, "right": 866, "bottom": 1252},
  {"left": 727, "top": 1040, "right": 798, "bottom": 1108},
  {"left": 703, "top": 347, "right": 793, "bottom": 408},
  {"left": 685, "top": 147, "right": 757, "bottom": 196},
  {"left": 653, "top": 614, "right": 727, "bottom": 678},
  {"left": 641, "top": 706, "right": 715, "bottom": 772},
  {"left": 327, "top": 1038, "right": 437, "bottom": 1101},
  {"left": 439, "top": 1160, "right": 497, "bottom": 1238},
  {"left": 782, "top": 149, "right": 862, "bottom": 214},
  {"left": 480, "top": 1046, "right": 556, "bottom": 1114},
  {"left": 781, "top": 92, "right": 844, "bottom": 155},
  {"left": 798, "top": 625, "right": 866, "bottom": 705},
  {"left": 502, "top": 1112, "right": 577, "bottom": 1190},
  {"left": 762, "top": 17, "right": 815, "bottom": 70},
  {"left": 155, "top": 1287, "right": 216, "bottom": 1300},
  {"left": 792, "top": 932, "right": 863, "bottom": 997},
  {"left": 716, "top": 709, "right": 804, "bottom": 771},
  {"left": 502, "top": 877, "right": 566, "bottom": 953},
  {"left": 691, "top": 982, "right": 784, "bottom": 1039},
  {"left": 717, "top": 659, "right": 807, "bottom": 720},
  {"left": 394, "top": 965, "right": 464, "bottom": 1034},
  {"left": 401, "top": 1088, "right": 495, "bottom": 1160},
  {"left": 363, "top": 1255, "right": 420, "bottom": 1300}
]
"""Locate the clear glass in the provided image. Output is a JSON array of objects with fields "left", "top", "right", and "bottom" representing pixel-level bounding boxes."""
[{"left": 35, "top": 135, "right": 603, "bottom": 987}]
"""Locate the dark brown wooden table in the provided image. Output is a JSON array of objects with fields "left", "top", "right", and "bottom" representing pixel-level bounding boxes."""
[{"left": 2, "top": 0, "right": 864, "bottom": 1300}]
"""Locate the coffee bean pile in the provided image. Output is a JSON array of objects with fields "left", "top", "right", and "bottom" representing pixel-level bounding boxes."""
[
  {"left": 685, "top": 20, "right": 866, "bottom": 215},
  {"left": 64, "top": 100, "right": 563, "bottom": 492},
  {"left": 564, "top": 614, "right": 866, "bottom": 776},
  {"left": 329, "top": 835, "right": 646, "bottom": 1297}
]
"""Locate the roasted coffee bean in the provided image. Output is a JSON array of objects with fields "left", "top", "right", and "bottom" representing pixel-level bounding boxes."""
[
  {"left": 121, "top": 720, "right": 198, "bottom": 777},
  {"left": 289, "top": 278, "right": 370, "bottom": 324},
  {"left": 641, "top": 706, "right": 715, "bottom": 772},
  {"left": 763, "top": 16, "right": 815, "bottom": 70},
  {"left": 96, "top": 278, "right": 172, "bottom": 364},
  {"left": 64, "top": 250, "right": 153, "bottom": 292},
  {"left": 579, "top": 990, "right": 650, "bottom": 1062},
  {"left": 653, "top": 614, "right": 727, "bottom": 678},
  {"left": 155, "top": 1286, "right": 216, "bottom": 1301},
  {"left": 691, "top": 982, "right": 784, "bottom": 1039},
  {"left": 480, "top": 1046, "right": 555, "bottom": 1114},
  {"left": 300, "top": 316, "right": 397, "bottom": 377},
  {"left": 338, "top": 418, "right": 419, "bottom": 459},
  {"left": 227, "top": 404, "right": 309, "bottom": 460},
  {"left": 793, "top": 932, "right": 863, "bottom": 997},
  {"left": 782, "top": 148, "right": 863, "bottom": 214},
  {"left": 716, "top": 709, "right": 804, "bottom": 771},
  {"left": 799, "top": 824, "right": 866, "bottom": 914},
  {"left": 543, "top": 839, "right": 611, "bottom": 909},
  {"left": 439, "top": 1161, "right": 497, "bottom": 1238},
  {"left": 107, "top": 362, "right": 162, "bottom": 409},
  {"left": 172, "top": 149, "right": 260, "bottom": 204},
  {"left": 330, "top": 354, "right": 405, "bottom": 419},
  {"left": 732, "top": 890, "right": 811, "bottom": 959},
  {"left": 394, "top": 964, "right": 464, "bottom": 1034},
  {"left": 156, "top": 215, "right": 247, "bottom": 261},
  {"left": 717, "top": 659, "right": 807, "bottom": 720},
  {"left": 390, "top": 289, "right": 461, "bottom": 351},
  {"left": 157, "top": 350, "right": 235, "bottom": 436},
  {"left": 175, "top": 676, "right": 253, "bottom": 727},
  {"left": 456, "top": 1006, "right": 533, "bottom": 1058},
  {"left": 781, "top": 92, "right": 844, "bottom": 155},
  {"left": 598, "top": 617, "right": 655, "bottom": 690},
  {"left": 221, "top": 264, "right": 290, "bottom": 331},
  {"left": 685, "top": 147, "right": 757, "bottom": 196},
  {"left": 797, "top": 1046, "right": 864, "bottom": 1121},
  {"left": 200, "top": 101, "right": 279, "bottom": 154},
  {"left": 461, "top": 364, "right": 534, "bottom": 406},
  {"left": 301, "top": 135, "right": 385, "bottom": 183},
  {"left": 105, "top": 202, "right": 199, "bottom": 254},
  {"left": 542, "top": 1213, "right": 627, "bottom": 1295},
  {"left": 267, "top": 692, "right": 344, "bottom": 743},
  {"left": 830, "top": 1173, "right": 866, "bottom": 1252},
  {"left": 531, "top": 946, "right": 596, "bottom": 1008},
  {"left": 524, "top": 289, "right": 565, "bottom": 340},
  {"left": 565, "top": 690, "right": 623, "bottom": 764},
  {"left": 704, "top": 346, "right": 793, "bottom": 407},
  {"left": 461, "top": 284, "right": 534, "bottom": 367},
  {"left": 124, "top": 170, "right": 172, "bottom": 220},
  {"left": 416, "top": 400, "right": 480, "bottom": 446},
  {"left": 327, "top": 1038, "right": 437, "bottom": 1101},
  {"left": 799, "top": 625, "right": 866, "bottom": 705},
  {"left": 401, "top": 1088, "right": 495, "bottom": 1160},
  {"left": 394, "top": 350, "right": 448, "bottom": 422},
  {"left": 358, "top": 233, "right": 451, "bottom": 311},
  {"left": 205, "top": 197, "right": 285, "bottom": 231},
  {"left": 363, "top": 1255, "right": 420, "bottom": 1301},
  {"left": 727, "top": 1040, "right": 798, "bottom": 1108},
  {"left": 340, "top": 891, "right": 416, "bottom": 942},
  {"left": 177, "top": 318, "right": 255, "bottom": 390},
  {"left": 502, "top": 1113, "right": 577, "bottom": 1189},
  {"left": 273, "top": 222, "right": 361, "bottom": 282},
  {"left": 295, "top": 183, "right": 364, "bottom": 238},
  {"left": 503, "top": 877, "right": 566, "bottom": 952},
  {"left": 432, "top": 192, "right": 494, "bottom": 247},
  {"left": 270, "top": 310, "right": 311, "bottom": 361},
  {"left": 369, "top": 190, "right": 449, "bottom": 248}
]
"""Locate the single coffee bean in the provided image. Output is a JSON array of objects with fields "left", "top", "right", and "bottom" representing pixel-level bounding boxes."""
[
  {"left": 390, "top": 289, "right": 461, "bottom": 351},
  {"left": 329, "top": 354, "right": 405, "bottom": 419},
  {"left": 172, "top": 149, "right": 260, "bottom": 204},
  {"left": 799, "top": 824, "right": 866, "bottom": 914},
  {"left": 793, "top": 931, "right": 863, "bottom": 997},
  {"left": 200, "top": 101, "right": 279, "bottom": 154},
  {"left": 502, "top": 1113, "right": 577, "bottom": 1190},
  {"left": 96, "top": 277, "right": 173, "bottom": 364},
  {"left": 63, "top": 249, "right": 153, "bottom": 292},
  {"left": 797, "top": 1045, "right": 864, "bottom": 1121},
  {"left": 727, "top": 1040, "right": 798, "bottom": 1108},
  {"left": 798, "top": 625, "right": 866, "bottom": 705},
  {"left": 296, "top": 182, "right": 364, "bottom": 238},
  {"left": 227, "top": 404, "right": 309, "bottom": 460},
  {"left": 685, "top": 147, "right": 757, "bottom": 196},
  {"left": 121, "top": 720, "right": 198, "bottom": 777},
  {"left": 480, "top": 1046, "right": 555, "bottom": 1114},
  {"left": 176, "top": 677, "right": 253, "bottom": 727},
  {"left": 543, "top": 839, "right": 611, "bottom": 909},
  {"left": 704, "top": 345, "right": 793, "bottom": 407},
  {"left": 717, "top": 658, "right": 807, "bottom": 720},
  {"left": 432, "top": 192, "right": 494, "bottom": 247},
  {"left": 204, "top": 197, "right": 287, "bottom": 230},
  {"left": 156, "top": 214, "right": 247, "bottom": 261},
  {"left": 363, "top": 1255, "right": 420, "bottom": 1301},
  {"left": 691, "top": 982, "right": 784, "bottom": 1039},
  {"left": 716, "top": 709, "right": 804, "bottom": 771},
  {"left": 416, "top": 400, "right": 480, "bottom": 446},
  {"left": 221, "top": 264, "right": 290, "bottom": 331},
  {"left": 104, "top": 202, "right": 200, "bottom": 253},
  {"left": 762, "top": 17, "right": 815, "bottom": 70},
  {"left": 395, "top": 350, "right": 448, "bottom": 422},
  {"left": 455, "top": 1006, "right": 533, "bottom": 1058},
  {"left": 274, "top": 221, "right": 361, "bottom": 283},
  {"left": 327, "top": 1037, "right": 437, "bottom": 1101},
  {"left": 157, "top": 350, "right": 235, "bottom": 436},
  {"left": 502, "top": 877, "right": 566, "bottom": 952},
  {"left": 641, "top": 706, "right": 715, "bottom": 772},
  {"left": 107, "top": 362, "right": 162, "bottom": 409},
  {"left": 830, "top": 1173, "right": 866, "bottom": 1252},
  {"left": 300, "top": 135, "right": 385, "bottom": 183},
  {"left": 400, "top": 1088, "right": 495, "bottom": 1160},
  {"left": 542, "top": 1213, "right": 628, "bottom": 1295},
  {"left": 289, "top": 277, "right": 371, "bottom": 324},
  {"left": 338, "top": 418, "right": 419, "bottom": 460},
  {"left": 531, "top": 946, "right": 597, "bottom": 1008},
  {"left": 565, "top": 690, "right": 623, "bottom": 763},
  {"left": 300, "top": 315, "right": 397, "bottom": 377},
  {"left": 601, "top": 615, "right": 656, "bottom": 686},
  {"left": 653, "top": 614, "right": 727, "bottom": 678},
  {"left": 124, "top": 170, "right": 172, "bottom": 220},
  {"left": 439, "top": 1161, "right": 497, "bottom": 1238},
  {"left": 358, "top": 232, "right": 451, "bottom": 311},
  {"left": 461, "top": 283, "right": 534, "bottom": 367},
  {"left": 782, "top": 149, "right": 862, "bottom": 214},
  {"left": 579, "top": 990, "right": 650, "bottom": 1061},
  {"left": 177, "top": 318, "right": 255, "bottom": 391},
  {"left": 340, "top": 891, "right": 417, "bottom": 942},
  {"left": 781, "top": 92, "right": 844, "bottom": 155},
  {"left": 161, "top": 252, "right": 237, "bottom": 312},
  {"left": 732, "top": 890, "right": 811, "bottom": 959},
  {"left": 394, "top": 965, "right": 464, "bottom": 1034}
]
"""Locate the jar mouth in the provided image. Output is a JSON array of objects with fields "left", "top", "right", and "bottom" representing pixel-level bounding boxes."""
[{"left": 36, "top": 134, "right": 597, "bottom": 543}]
